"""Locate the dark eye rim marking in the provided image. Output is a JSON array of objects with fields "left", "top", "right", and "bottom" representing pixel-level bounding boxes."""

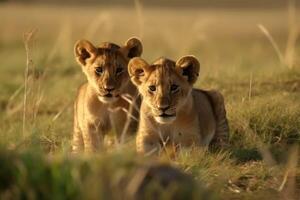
[
  {"left": 170, "top": 84, "right": 179, "bottom": 93},
  {"left": 95, "top": 67, "right": 103, "bottom": 75},
  {"left": 148, "top": 85, "right": 156, "bottom": 92},
  {"left": 116, "top": 66, "right": 124, "bottom": 75}
]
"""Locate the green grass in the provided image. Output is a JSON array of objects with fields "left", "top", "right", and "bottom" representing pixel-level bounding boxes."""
[
  {"left": 0, "top": 3, "right": 300, "bottom": 199},
  {"left": 0, "top": 149, "right": 215, "bottom": 200}
]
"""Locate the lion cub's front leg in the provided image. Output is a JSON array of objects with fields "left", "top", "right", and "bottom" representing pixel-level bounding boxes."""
[
  {"left": 73, "top": 111, "right": 110, "bottom": 153},
  {"left": 136, "top": 112, "right": 161, "bottom": 154},
  {"left": 81, "top": 120, "right": 108, "bottom": 153},
  {"left": 136, "top": 130, "right": 161, "bottom": 154},
  {"left": 72, "top": 84, "right": 111, "bottom": 153}
]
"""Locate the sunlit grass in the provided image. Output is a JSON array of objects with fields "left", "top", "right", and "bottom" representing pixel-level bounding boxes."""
[{"left": 0, "top": 2, "right": 299, "bottom": 199}]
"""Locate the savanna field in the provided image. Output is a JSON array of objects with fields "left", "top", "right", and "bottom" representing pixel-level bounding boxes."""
[{"left": 0, "top": 1, "right": 300, "bottom": 199}]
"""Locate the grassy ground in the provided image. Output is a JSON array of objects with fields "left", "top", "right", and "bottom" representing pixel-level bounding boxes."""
[{"left": 0, "top": 2, "right": 300, "bottom": 199}]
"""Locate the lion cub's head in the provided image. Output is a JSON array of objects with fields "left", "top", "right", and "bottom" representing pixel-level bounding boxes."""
[
  {"left": 128, "top": 56, "right": 200, "bottom": 124},
  {"left": 74, "top": 38, "right": 143, "bottom": 103}
]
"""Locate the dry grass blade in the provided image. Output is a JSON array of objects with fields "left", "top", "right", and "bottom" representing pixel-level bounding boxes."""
[
  {"left": 119, "top": 93, "right": 139, "bottom": 145},
  {"left": 257, "top": 144, "right": 276, "bottom": 166},
  {"left": 107, "top": 107, "right": 138, "bottom": 122},
  {"left": 157, "top": 129, "right": 172, "bottom": 161},
  {"left": 45, "top": 18, "right": 72, "bottom": 65},
  {"left": 278, "top": 145, "right": 298, "bottom": 199},
  {"left": 126, "top": 166, "right": 149, "bottom": 198},
  {"left": 22, "top": 28, "right": 37, "bottom": 137},
  {"left": 84, "top": 13, "right": 111, "bottom": 39},
  {"left": 134, "top": 0, "right": 144, "bottom": 38},
  {"left": 52, "top": 101, "right": 73, "bottom": 122},
  {"left": 258, "top": 0, "right": 299, "bottom": 69},
  {"left": 284, "top": 0, "right": 299, "bottom": 69},
  {"left": 5, "top": 84, "right": 24, "bottom": 114},
  {"left": 32, "top": 90, "right": 44, "bottom": 123},
  {"left": 136, "top": 113, "right": 169, "bottom": 157},
  {"left": 107, "top": 94, "right": 139, "bottom": 146},
  {"left": 144, "top": 147, "right": 159, "bottom": 157},
  {"left": 241, "top": 118, "right": 276, "bottom": 166},
  {"left": 7, "top": 84, "right": 24, "bottom": 105},
  {"left": 121, "top": 93, "right": 140, "bottom": 112},
  {"left": 257, "top": 24, "right": 284, "bottom": 65},
  {"left": 248, "top": 72, "right": 253, "bottom": 101}
]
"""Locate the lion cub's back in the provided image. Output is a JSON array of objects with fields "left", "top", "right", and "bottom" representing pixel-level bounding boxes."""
[
  {"left": 194, "top": 89, "right": 229, "bottom": 146},
  {"left": 192, "top": 89, "right": 217, "bottom": 143}
]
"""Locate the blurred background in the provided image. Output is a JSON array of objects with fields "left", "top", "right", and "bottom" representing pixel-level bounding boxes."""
[{"left": 1, "top": 0, "right": 299, "bottom": 73}]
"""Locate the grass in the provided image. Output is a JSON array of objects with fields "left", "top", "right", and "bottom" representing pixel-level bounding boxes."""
[{"left": 0, "top": 2, "right": 300, "bottom": 199}]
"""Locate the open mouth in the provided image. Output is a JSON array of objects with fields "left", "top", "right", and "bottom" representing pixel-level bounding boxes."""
[
  {"left": 98, "top": 93, "right": 120, "bottom": 104},
  {"left": 159, "top": 113, "right": 175, "bottom": 118},
  {"left": 98, "top": 94, "right": 119, "bottom": 104},
  {"left": 104, "top": 93, "right": 113, "bottom": 98},
  {"left": 104, "top": 94, "right": 120, "bottom": 98}
]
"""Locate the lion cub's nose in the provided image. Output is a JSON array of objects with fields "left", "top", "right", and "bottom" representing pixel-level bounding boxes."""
[
  {"left": 157, "top": 104, "right": 170, "bottom": 112},
  {"left": 104, "top": 86, "right": 115, "bottom": 92}
]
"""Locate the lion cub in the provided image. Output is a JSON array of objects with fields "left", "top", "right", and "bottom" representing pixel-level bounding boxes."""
[
  {"left": 128, "top": 56, "right": 229, "bottom": 154},
  {"left": 72, "top": 38, "right": 142, "bottom": 153}
]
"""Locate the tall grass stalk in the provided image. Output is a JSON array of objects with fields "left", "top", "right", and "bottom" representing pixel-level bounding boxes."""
[
  {"left": 257, "top": 24, "right": 284, "bottom": 65},
  {"left": 279, "top": 145, "right": 298, "bottom": 199},
  {"left": 248, "top": 72, "right": 253, "bottom": 101},
  {"left": 134, "top": 0, "right": 144, "bottom": 38},
  {"left": 46, "top": 18, "right": 72, "bottom": 65},
  {"left": 84, "top": 13, "right": 111, "bottom": 40},
  {"left": 6, "top": 84, "right": 24, "bottom": 116},
  {"left": 258, "top": 0, "right": 298, "bottom": 69},
  {"left": 284, "top": 0, "right": 298, "bottom": 69},
  {"left": 119, "top": 93, "right": 139, "bottom": 145},
  {"left": 22, "top": 29, "right": 36, "bottom": 137}
]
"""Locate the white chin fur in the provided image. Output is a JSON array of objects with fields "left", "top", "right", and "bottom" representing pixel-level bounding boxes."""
[
  {"left": 98, "top": 96, "right": 119, "bottom": 104},
  {"left": 154, "top": 116, "right": 176, "bottom": 124}
]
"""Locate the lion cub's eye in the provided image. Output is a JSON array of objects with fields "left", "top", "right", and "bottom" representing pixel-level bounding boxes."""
[
  {"left": 116, "top": 67, "right": 123, "bottom": 75},
  {"left": 148, "top": 85, "right": 156, "bottom": 92},
  {"left": 170, "top": 84, "right": 179, "bottom": 92},
  {"left": 95, "top": 67, "right": 103, "bottom": 75}
]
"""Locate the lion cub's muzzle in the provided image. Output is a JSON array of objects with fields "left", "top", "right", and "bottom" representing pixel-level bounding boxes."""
[
  {"left": 97, "top": 86, "right": 120, "bottom": 104},
  {"left": 153, "top": 105, "right": 176, "bottom": 124}
]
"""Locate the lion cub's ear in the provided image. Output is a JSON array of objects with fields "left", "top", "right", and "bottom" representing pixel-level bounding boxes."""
[
  {"left": 121, "top": 37, "right": 143, "bottom": 59},
  {"left": 128, "top": 57, "right": 151, "bottom": 86},
  {"left": 74, "top": 40, "right": 97, "bottom": 66},
  {"left": 176, "top": 55, "right": 200, "bottom": 85}
]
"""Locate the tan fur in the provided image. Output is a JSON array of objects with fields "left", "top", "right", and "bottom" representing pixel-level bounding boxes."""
[
  {"left": 128, "top": 56, "right": 229, "bottom": 154},
  {"left": 72, "top": 38, "right": 142, "bottom": 153}
]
